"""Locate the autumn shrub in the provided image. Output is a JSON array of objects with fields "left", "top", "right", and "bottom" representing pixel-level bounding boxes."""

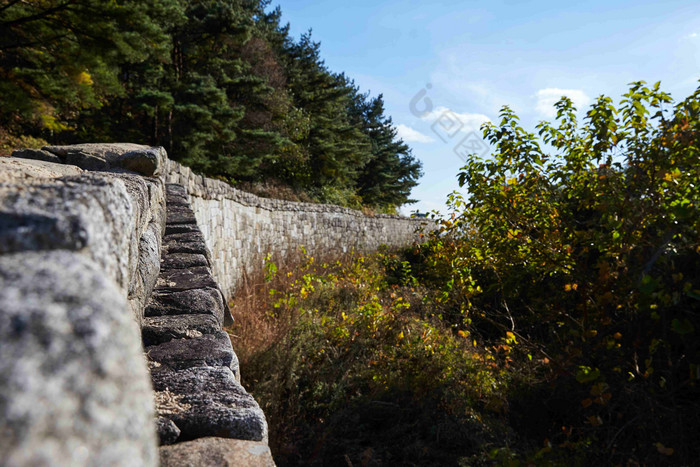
[
  {"left": 234, "top": 249, "right": 514, "bottom": 466},
  {"left": 413, "top": 81, "right": 700, "bottom": 464}
]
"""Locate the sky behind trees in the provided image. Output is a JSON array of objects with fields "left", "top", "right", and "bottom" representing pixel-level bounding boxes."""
[{"left": 277, "top": 0, "right": 700, "bottom": 213}]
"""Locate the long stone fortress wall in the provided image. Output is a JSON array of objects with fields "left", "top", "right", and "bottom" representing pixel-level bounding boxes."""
[
  {"left": 166, "top": 160, "right": 432, "bottom": 298},
  {"left": 1, "top": 144, "right": 432, "bottom": 465}
]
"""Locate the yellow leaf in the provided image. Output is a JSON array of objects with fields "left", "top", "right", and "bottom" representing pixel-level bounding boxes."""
[
  {"left": 398, "top": 331, "right": 404, "bottom": 339},
  {"left": 76, "top": 71, "right": 93, "bottom": 86},
  {"left": 656, "top": 443, "right": 674, "bottom": 456}
]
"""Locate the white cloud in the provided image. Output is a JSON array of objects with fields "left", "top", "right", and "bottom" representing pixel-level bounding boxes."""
[
  {"left": 395, "top": 124, "right": 435, "bottom": 143},
  {"left": 420, "top": 106, "right": 491, "bottom": 133},
  {"left": 535, "top": 88, "right": 591, "bottom": 118},
  {"left": 687, "top": 32, "right": 698, "bottom": 38}
]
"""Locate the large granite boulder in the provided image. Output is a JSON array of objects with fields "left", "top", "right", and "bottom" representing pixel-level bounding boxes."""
[{"left": 0, "top": 251, "right": 158, "bottom": 466}]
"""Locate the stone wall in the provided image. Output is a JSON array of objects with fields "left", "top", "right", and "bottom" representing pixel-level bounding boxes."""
[
  {"left": 0, "top": 149, "right": 166, "bottom": 466},
  {"left": 1, "top": 144, "right": 432, "bottom": 466},
  {"left": 166, "top": 160, "right": 433, "bottom": 298}
]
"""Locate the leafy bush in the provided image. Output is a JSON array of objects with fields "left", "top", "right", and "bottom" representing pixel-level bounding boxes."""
[
  {"left": 420, "top": 81, "right": 700, "bottom": 463},
  {"left": 234, "top": 250, "right": 512, "bottom": 466},
  {"left": 233, "top": 81, "right": 700, "bottom": 465}
]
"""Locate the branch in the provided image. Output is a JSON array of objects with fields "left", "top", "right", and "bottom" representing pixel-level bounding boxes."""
[
  {"left": 0, "top": 1, "right": 75, "bottom": 28},
  {"left": 639, "top": 228, "right": 677, "bottom": 282},
  {"left": 0, "top": 0, "right": 23, "bottom": 14}
]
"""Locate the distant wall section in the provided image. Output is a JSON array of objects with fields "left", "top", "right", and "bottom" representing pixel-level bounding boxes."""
[{"left": 166, "top": 160, "right": 433, "bottom": 298}]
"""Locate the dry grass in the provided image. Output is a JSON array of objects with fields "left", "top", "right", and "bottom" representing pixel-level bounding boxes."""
[{"left": 226, "top": 250, "right": 342, "bottom": 367}]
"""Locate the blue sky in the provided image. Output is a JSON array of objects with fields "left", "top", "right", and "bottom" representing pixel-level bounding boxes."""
[{"left": 276, "top": 0, "right": 700, "bottom": 214}]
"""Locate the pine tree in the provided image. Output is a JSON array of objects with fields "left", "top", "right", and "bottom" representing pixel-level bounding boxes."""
[{"left": 0, "top": 0, "right": 175, "bottom": 134}]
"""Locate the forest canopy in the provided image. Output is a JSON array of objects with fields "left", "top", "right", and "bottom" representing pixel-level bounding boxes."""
[{"left": 0, "top": 0, "right": 422, "bottom": 211}]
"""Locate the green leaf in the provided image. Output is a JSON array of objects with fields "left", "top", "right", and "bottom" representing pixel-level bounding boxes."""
[
  {"left": 671, "top": 318, "right": 695, "bottom": 335},
  {"left": 575, "top": 366, "right": 601, "bottom": 383}
]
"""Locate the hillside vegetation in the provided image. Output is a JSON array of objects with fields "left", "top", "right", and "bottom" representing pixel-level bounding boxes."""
[
  {"left": 0, "top": 0, "right": 421, "bottom": 211},
  {"left": 233, "top": 82, "right": 700, "bottom": 465}
]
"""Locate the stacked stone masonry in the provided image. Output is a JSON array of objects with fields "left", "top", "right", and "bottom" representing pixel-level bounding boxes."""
[
  {"left": 1, "top": 143, "right": 430, "bottom": 466},
  {"left": 144, "top": 184, "right": 271, "bottom": 465},
  {"left": 0, "top": 149, "right": 165, "bottom": 466},
  {"left": 166, "top": 160, "right": 434, "bottom": 299}
]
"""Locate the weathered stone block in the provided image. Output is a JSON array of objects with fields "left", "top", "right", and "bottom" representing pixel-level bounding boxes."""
[
  {"left": 142, "top": 314, "right": 221, "bottom": 346},
  {"left": 161, "top": 253, "right": 210, "bottom": 270},
  {"left": 145, "top": 287, "right": 225, "bottom": 324},
  {"left": 11, "top": 148, "right": 63, "bottom": 164},
  {"left": 159, "top": 437, "right": 275, "bottom": 467},
  {"left": 157, "top": 417, "right": 181, "bottom": 446},
  {"left": 0, "top": 174, "right": 136, "bottom": 292},
  {"left": 43, "top": 143, "right": 166, "bottom": 176},
  {"left": 0, "top": 251, "right": 157, "bottom": 466},
  {"left": 156, "top": 266, "right": 218, "bottom": 292},
  {"left": 145, "top": 331, "right": 235, "bottom": 370},
  {"left": 152, "top": 366, "right": 267, "bottom": 442}
]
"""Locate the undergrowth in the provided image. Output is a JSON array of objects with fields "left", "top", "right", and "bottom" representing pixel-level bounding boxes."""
[{"left": 228, "top": 248, "right": 529, "bottom": 466}]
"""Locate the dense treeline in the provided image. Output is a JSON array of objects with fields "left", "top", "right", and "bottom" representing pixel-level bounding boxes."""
[{"left": 0, "top": 0, "right": 421, "bottom": 210}]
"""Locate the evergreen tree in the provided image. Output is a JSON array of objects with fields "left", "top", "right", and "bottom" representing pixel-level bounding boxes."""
[
  {"left": 1, "top": 0, "right": 422, "bottom": 210},
  {"left": 349, "top": 90, "right": 422, "bottom": 208},
  {"left": 0, "top": 0, "right": 175, "bottom": 134},
  {"left": 284, "top": 33, "right": 371, "bottom": 195}
]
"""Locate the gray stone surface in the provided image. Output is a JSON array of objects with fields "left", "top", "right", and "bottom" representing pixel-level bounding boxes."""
[
  {"left": 146, "top": 331, "right": 236, "bottom": 370},
  {"left": 165, "top": 223, "right": 201, "bottom": 235},
  {"left": 116, "top": 146, "right": 167, "bottom": 176},
  {"left": 160, "top": 437, "right": 275, "bottom": 467},
  {"left": 130, "top": 223, "right": 162, "bottom": 320},
  {"left": 0, "top": 175, "right": 136, "bottom": 291},
  {"left": 0, "top": 251, "right": 157, "bottom": 466},
  {"left": 166, "top": 183, "right": 188, "bottom": 197},
  {"left": 156, "top": 266, "right": 218, "bottom": 292},
  {"left": 164, "top": 237, "right": 210, "bottom": 257},
  {"left": 11, "top": 148, "right": 63, "bottom": 163},
  {"left": 43, "top": 143, "right": 166, "bottom": 176},
  {"left": 161, "top": 253, "right": 210, "bottom": 270},
  {"left": 166, "top": 207, "right": 197, "bottom": 225},
  {"left": 0, "top": 172, "right": 165, "bottom": 313},
  {"left": 0, "top": 157, "right": 83, "bottom": 183},
  {"left": 152, "top": 366, "right": 267, "bottom": 442},
  {"left": 142, "top": 314, "right": 221, "bottom": 346},
  {"left": 145, "top": 287, "right": 226, "bottom": 324},
  {"left": 165, "top": 230, "right": 206, "bottom": 244},
  {"left": 157, "top": 417, "right": 181, "bottom": 446}
]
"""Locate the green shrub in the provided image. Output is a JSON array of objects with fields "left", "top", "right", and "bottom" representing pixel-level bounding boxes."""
[
  {"left": 419, "top": 81, "right": 700, "bottom": 464},
  {"left": 239, "top": 251, "right": 512, "bottom": 466}
]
